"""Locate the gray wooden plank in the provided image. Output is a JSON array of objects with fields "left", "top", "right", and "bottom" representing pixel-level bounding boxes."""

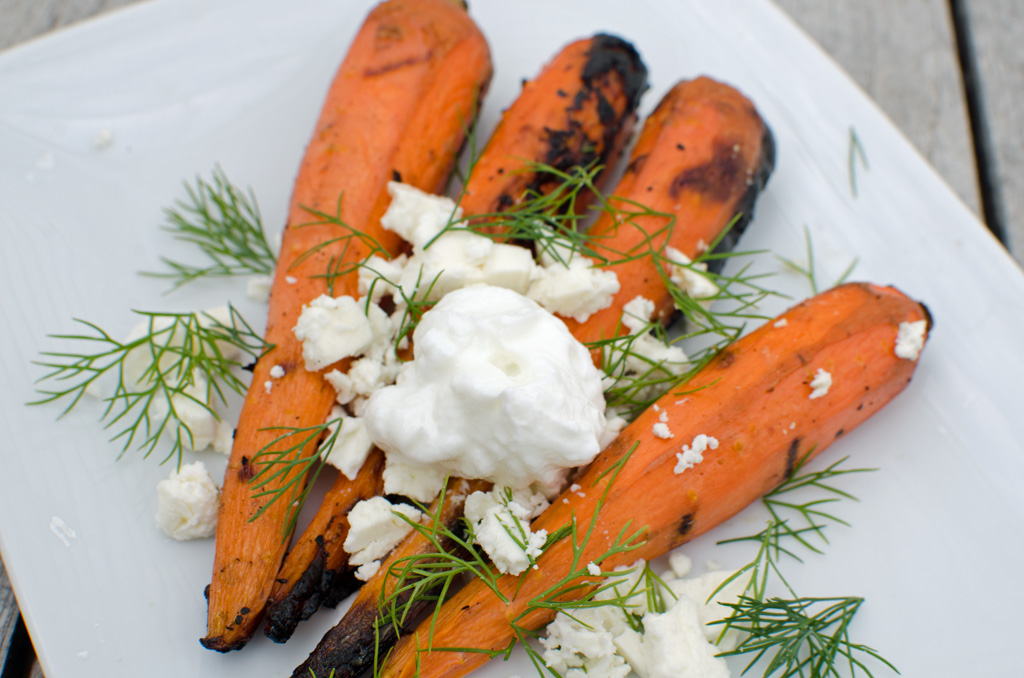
[
  {"left": 1, "top": 557, "right": 19, "bottom": 672},
  {"left": 960, "top": 0, "right": 1024, "bottom": 262},
  {"left": 774, "top": 0, "right": 984, "bottom": 220},
  {"left": 0, "top": 0, "right": 141, "bottom": 49}
]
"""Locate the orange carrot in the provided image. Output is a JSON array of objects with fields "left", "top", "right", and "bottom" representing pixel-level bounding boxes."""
[
  {"left": 201, "top": 0, "right": 492, "bottom": 651},
  {"left": 266, "top": 32, "right": 649, "bottom": 644},
  {"left": 458, "top": 33, "right": 648, "bottom": 221},
  {"left": 379, "top": 282, "right": 932, "bottom": 678},
  {"left": 292, "top": 478, "right": 491, "bottom": 677},
  {"left": 263, "top": 451, "right": 386, "bottom": 641},
  {"left": 565, "top": 76, "right": 774, "bottom": 348}
]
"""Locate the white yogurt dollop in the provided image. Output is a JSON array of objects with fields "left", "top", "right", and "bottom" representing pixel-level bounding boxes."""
[{"left": 364, "top": 285, "right": 609, "bottom": 490}]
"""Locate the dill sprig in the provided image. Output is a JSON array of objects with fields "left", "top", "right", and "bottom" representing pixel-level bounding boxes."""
[
  {"left": 31, "top": 306, "right": 267, "bottom": 465},
  {"left": 709, "top": 455, "right": 894, "bottom": 677},
  {"left": 848, "top": 127, "right": 869, "bottom": 198},
  {"left": 146, "top": 167, "right": 276, "bottom": 291},
  {"left": 719, "top": 595, "right": 896, "bottom": 678},
  {"left": 248, "top": 416, "right": 343, "bottom": 536},
  {"left": 291, "top": 193, "right": 392, "bottom": 296},
  {"left": 778, "top": 226, "right": 858, "bottom": 295}
]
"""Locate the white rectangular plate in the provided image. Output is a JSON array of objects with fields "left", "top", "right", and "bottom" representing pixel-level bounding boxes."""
[{"left": 2, "top": 0, "right": 1023, "bottom": 676}]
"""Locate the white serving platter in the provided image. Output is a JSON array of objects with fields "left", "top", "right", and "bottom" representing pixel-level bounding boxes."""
[{"left": 2, "top": 0, "right": 1023, "bottom": 676}]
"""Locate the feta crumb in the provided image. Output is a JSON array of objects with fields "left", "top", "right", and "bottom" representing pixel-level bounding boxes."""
[
  {"left": 622, "top": 296, "right": 655, "bottom": 334},
  {"left": 570, "top": 483, "right": 582, "bottom": 493},
  {"left": 269, "top": 364, "right": 285, "bottom": 379},
  {"left": 382, "top": 458, "right": 448, "bottom": 503},
  {"left": 246, "top": 275, "right": 273, "bottom": 302},
  {"left": 264, "top": 380, "right": 273, "bottom": 394},
  {"left": 465, "top": 487, "right": 550, "bottom": 575},
  {"left": 528, "top": 242, "right": 620, "bottom": 323},
  {"left": 652, "top": 422, "right": 673, "bottom": 439},
  {"left": 322, "top": 410, "right": 375, "bottom": 480},
  {"left": 673, "top": 434, "right": 718, "bottom": 474},
  {"left": 354, "top": 560, "right": 381, "bottom": 582},
  {"left": 587, "top": 562, "right": 601, "bottom": 576},
  {"left": 895, "top": 319, "right": 927, "bottom": 361},
  {"left": 293, "top": 295, "right": 373, "bottom": 371},
  {"left": 324, "top": 368, "right": 356, "bottom": 405},
  {"left": 773, "top": 318, "right": 788, "bottom": 328},
  {"left": 658, "top": 411, "right": 668, "bottom": 423},
  {"left": 668, "top": 552, "right": 692, "bottom": 578},
  {"left": 344, "top": 496, "right": 423, "bottom": 569},
  {"left": 213, "top": 421, "right": 234, "bottom": 455},
  {"left": 664, "top": 246, "right": 718, "bottom": 307},
  {"left": 155, "top": 461, "right": 220, "bottom": 540},
  {"left": 92, "top": 129, "right": 115, "bottom": 150},
  {"left": 285, "top": 275, "right": 298, "bottom": 284},
  {"left": 808, "top": 368, "right": 832, "bottom": 399}
]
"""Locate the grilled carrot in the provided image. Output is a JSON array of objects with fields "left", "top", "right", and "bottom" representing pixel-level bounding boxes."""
[
  {"left": 292, "top": 478, "right": 490, "bottom": 678},
  {"left": 379, "top": 282, "right": 932, "bottom": 678},
  {"left": 565, "top": 76, "right": 775, "bottom": 348},
  {"left": 201, "top": 0, "right": 492, "bottom": 652},
  {"left": 263, "top": 451, "right": 386, "bottom": 642},
  {"left": 459, "top": 33, "right": 648, "bottom": 220},
  {"left": 267, "top": 32, "right": 648, "bottom": 643}
]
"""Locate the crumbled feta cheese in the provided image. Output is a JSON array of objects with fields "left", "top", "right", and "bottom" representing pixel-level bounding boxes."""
[
  {"left": 658, "top": 411, "right": 668, "bottom": 423},
  {"left": 365, "top": 286, "right": 609, "bottom": 490},
  {"left": 527, "top": 245, "right": 620, "bottom": 323},
  {"left": 652, "top": 422, "right": 673, "bottom": 439},
  {"left": 264, "top": 380, "right": 273, "bottom": 394},
  {"left": 358, "top": 254, "right": 407, "bottom": 302},
  {"left": 587, "top": 562, "right": 602, "bottom": 576},
  {"left": 381, "top": 181, "right": 462, "bottom": 250},
  {"left": 285, "top": 275, "right": 298, "bottom": 284},
  {"left": 674, "top": 434, "right": 718, "bottom": 474},
  {"left": 464, "top": 487, "right": 551, "bottom": 575},
  {"left": 355, "top": 560, "right": 381, "bottom": 582},
  {"left": 293, "top": 295, "right": 373, "bottom": 371},
  {"left": 344, "top": 497, "right": 423, "bottom": 577},
  {"left": 622, "top": 296, "right": 655, "bottom": 333},
  {"left": 808, "top": 368, "right": 832, "bottom": 399},
  {"left": 324, "top": 368, "right": 356, "bottom": 405},
  {"left": 155, "top": 461, "right": 220, "bottom": 540},
  {"left": 664, "top": 246, "right": 718, "bottom": 307},
  {"left": 382, "top": 458, "right": 448, "bottom": 503},
  {"left": 322, "top": 410, "right": 375, "bottom": 480},
  {"left": 269, "top": 364, "right": 285, "bottom": 379},
  {"left": 246, "top": 274, "right": 273, "bottom": 302},
  {"left": 773, "top": 318, "right": 788, "bottom": 328},
  {"left": 539, "top": 555, "right": 747, "bottom": 678},
  {"left": 895, "top": 319, "right": 927, "bottom": 361},
  {"left": 641, "top": 596, "right": 730, "bottom": 678},
  {"left": 92, "top": 129, "right": 115, "bottom": 150},
  {"left": 213, "top": 420, "right": 234, "bottom": 456}
]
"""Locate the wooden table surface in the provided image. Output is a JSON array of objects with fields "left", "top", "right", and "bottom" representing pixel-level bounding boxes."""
[{"left": 1, "top": 1, "right": 1021, "bottom": 676}]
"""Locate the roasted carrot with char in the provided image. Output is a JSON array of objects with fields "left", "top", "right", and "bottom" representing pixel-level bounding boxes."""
[
  {"left": 292, "top": 478, "right": 491, "bottom": 678},
  {"left": 201, "top": 0, "right": 492, "bottom": 652},
  {"left": 565, "top": 76, "right": 775, "bottom": 348},
  {"left": 263, "top": 451, "right": 386, "bottom": 642},
  {"left": 459, "top": 33, "right": 648, "bottom": 220},
  {"left": 378, "top": 282, "right": 931, "bottom": 678},
  {"left": 266, "top": 32, "right": 648, "bottom": 643}
]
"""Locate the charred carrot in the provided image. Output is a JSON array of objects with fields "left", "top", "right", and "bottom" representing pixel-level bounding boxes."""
[
  {"left": 267, "top": 32, "right": 648, "bottom": 643},
  {"left": 263, "top": 450, "right": 386, "bottom": 642},
  {"left": 292, "top": 478, "right": 490, "bottom": 678},
  {"left": 459, "top": 33, "right": 648, "bottom": 220},
  {"left": 201, "top": 0, "right": 492, "bottom": 652},
  {"left": 379, "top": 282, "right": 932, "bottom": 678},
  {"left": 565, "top": 76, "right": 775, "bottom": 347}
]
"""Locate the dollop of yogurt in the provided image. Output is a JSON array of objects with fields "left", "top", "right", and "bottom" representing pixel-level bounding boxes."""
[{"left": 364, "top": 285, "right": 609, "bottom": 490}]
